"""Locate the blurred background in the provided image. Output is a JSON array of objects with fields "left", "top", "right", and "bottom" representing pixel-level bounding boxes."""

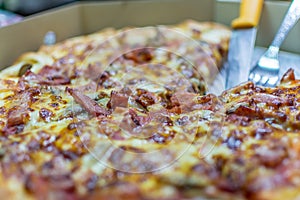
[
  {"left": 0, "top": 0, "right": 293, "bottom": 16},
  {"left": 0, "top": 0, "right": 292, "bottom": 27},
  {"left": 0, "top": 0, "right": 79, "bottom": 27},
  {"left": 0, "top": 0, "right": 77, "bottom": 15}
]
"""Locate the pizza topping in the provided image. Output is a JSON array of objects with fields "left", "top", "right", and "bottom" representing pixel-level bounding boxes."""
[
  {"left": 168, "top": 91, "right": 198, "bottom": 113},
  {"left": 84, "top": 174, "right": 99, "bottom": 192},
  {"left": 6, "top": 20, "right": 300, "bottom": 200},
  {"left": 7, "top": 106, "right": 29, "bottom": 128},
  {"left": 135, "top": 89, "right": 156, "bottom": 109},
  {"left": 118, "top": 109, "right": 150, "bottom": 134},
  {"left": 217, "top": 167, "right": 246, "bottom": 192},
  {"left": 3, "top": 89, "right": 37, "bottom": 134},
  {"left": 109, "top": 130, "right": 125, "bottom": 140},
  {"left": 152, "top": 114, "right": 173, "bottom": 126},
  {"left": 176, "top": 116, "right": 189, "bottom": 126},
  {"left": 66, "top": 87, "right": 109, "bottom": 117},
  {"left": 38, "top": 76, "right": 70, "bottom": 86},
  {"left": 67, "top": 123, "right": 77, "bottom": 130},
  {"left": 25, "top": 174, "right": 49, "bottom": 195},
  {"left": 0, "top": 107, "right": 6, "bottom": 115},
  {"left": 107, "top": 90, "right": 130, "bottom": 110},
  {"left": 226, "top": 135, "right": 242, "bottom": 150},
  {"left": 246, "top": 173, "right": 288, "bottom": 196},
  {"left": 39, "top": 108, "right": 53, "bottom": 122},
  {"left": 18, "top": 63, "right": 32, "bottom": 77},
  {"left": 150, "top": 131, "right": 175, "bottom": 144},
  {"left": 3, "top": 124, "right": 25, "bottom": 135},
  {"left": 253, "top": 126, "right": 273, "bottom": 139},
  {"left": 128, "top": 108, "right": 150, "bottom": 127},
  {"left": 225, "top": 114, "right": 250, "bottom": 126},
  {"left": 295, "top": 113, "right": 300, "bottom": 122},
  {"left": 76, "top": 81, "right": 97, "bottom": 93},
  {"left": 61, "top": 150, "right": 79, "bottom": 160},
  {"left": 123, "top": 48, "right": 153, "bottom": 64},
  {"left": 251, "top": 93, "right": 293, "bottom": 108},
  {"left": 254, "top": 143, "right": 287, "bottom": 168},
  {"left": 84, "top": 62, "right": 104, "bottom": 81},
  {"left": 280, "top": 68, "right": 295, "bottom": 84},
  {"left": 28, "top": 139, "right": 41, "bottom": 151},
  {"left": 97, "top": 71, "right": 110, "bottom": 86},
  {"left": 22, "top": 70, "right": 70, "bottom": 86},
  {"left": 196, "top": 94, "right": 223, "bottom": 111},
  {"left": 227, "top": 105, "right": 255, "bottom": 118},
  {"left": 169, "top": 92, "right": 223, "bottom": 115},
  {"left": 49, "top": 102, "right": 59, "bottom": 108},
  {"left": 25, "top": 173, "right": 76, "bottom": 199}
]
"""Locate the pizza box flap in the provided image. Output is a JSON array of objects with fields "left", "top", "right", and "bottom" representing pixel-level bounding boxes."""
[{"left": 0, "top": 0, "right": 297, "bottom": 68}]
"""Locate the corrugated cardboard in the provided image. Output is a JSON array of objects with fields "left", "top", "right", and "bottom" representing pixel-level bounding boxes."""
[{"left": 0, "top": 0, "right": 297, "bottom": 69}]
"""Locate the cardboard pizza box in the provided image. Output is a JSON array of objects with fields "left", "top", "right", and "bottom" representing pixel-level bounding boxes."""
[{"left": 0, "top": 0, "right": 296, "bottom": 69}]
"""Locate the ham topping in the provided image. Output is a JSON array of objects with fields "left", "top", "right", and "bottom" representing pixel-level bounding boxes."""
[
  {"left": 107, "top": 90, "right": 130, "bottom": 110},
  {"left": 3, "top": 88, "right": 40, "bottom": 135},
  {"left": 20, "top": 67, "right": 70, "bottom": 86},
  {"left": 66, "top": 87, "right": 108, "bottom": 117}
]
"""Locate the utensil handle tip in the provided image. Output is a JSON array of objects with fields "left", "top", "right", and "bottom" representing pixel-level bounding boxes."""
[{"left": 232, "top": 0, "right": 264, "bottom": 29}]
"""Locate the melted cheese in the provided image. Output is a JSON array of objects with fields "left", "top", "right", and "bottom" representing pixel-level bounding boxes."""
[{"left": 8, "top": 20, "right": 298, "bottom": 200}]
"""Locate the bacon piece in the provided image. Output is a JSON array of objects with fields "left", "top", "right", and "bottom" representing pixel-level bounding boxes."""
[
  {"left": 17, "top": 72, "right": 32, "bottom": 90},
  {"left": 97, "top": 71, "right": 110, "bottom": 86},
  {"left": 19, "top": 70, "right": 70, "bottom": 85},
  {"left": 135, "top": 89, "right": 156, "bottom": 109},
  {"left": 169, "top": 92, "right": 222, "bottom": 113},
  {"left": 251, "top": 93, "right": 293, "bottom": 107},
  {"left": 38, "top": 66, "right": 70, "bottom": 85},
  {"left": 66, "top": 87, "right": 108, "bottom": 117},
  {"left": 7, "top": 106, "right": 29, "bottom": 128},
  {"left": 169, "top": 91, "right": 198, "bottom": 113},
  {"left": 84, "top": 62, "right": 104, "bottom": 80},
  {"left": 280, "top": 68, "right": 295, "bottom": 84},
  {"left": 222, "top": 82, "right": 255, "bottom": 97},
  {"left": 39, "top": 77, "right": 70, "bottom": 85},
  {"left": 119, "top": 109, "right": 150, "bottom": 133},
  {"left": 19, "top": 65, "right": 70, "bottom": 86},
  {"left": 38, "top": 65, "right": 61, "bottom": 77},
  {"left": 75, "top": 81, "right": 97, "bottom": 93},
  {"left": 170, "top": 91, "right": 196, "bottom": 107},
  {"left": 3, "top": 89, "right": 38, "bottom": 135},
  {"left": 235, "top": 105, "right": 287, "bottom": 122},
  {"left": 37, "top": 65, "right": 56, "bottom": 76},
  {"left": 107, "top": 90, "right": 130, "bottom": 110},
  {"left": 123, "top": 48, "right": 153, "bottom": 64},
  {"left": 196, "top": 94, "right": 223, "bottom": 111},
  {"left": 3, "top": 124, "right": 25, "bottom": 135}
]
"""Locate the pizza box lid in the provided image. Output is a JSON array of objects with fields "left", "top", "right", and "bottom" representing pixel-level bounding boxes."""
[{"left": 0, "top": 0, "right": 297, "bottom": 69}]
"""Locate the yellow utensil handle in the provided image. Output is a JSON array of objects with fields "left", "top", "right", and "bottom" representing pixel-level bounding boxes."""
[{"left": 232, "top": 0, "right": 264, "bottom": 29}]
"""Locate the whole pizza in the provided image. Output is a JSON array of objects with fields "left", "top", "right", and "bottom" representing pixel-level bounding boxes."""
[{"left": 1, "top": 20, "right": 300, "bottom": 200}]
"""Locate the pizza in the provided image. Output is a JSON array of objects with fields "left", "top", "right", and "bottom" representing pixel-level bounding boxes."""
[{"left": 1, "top": 19, "right": 300, "bottom": 200}]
